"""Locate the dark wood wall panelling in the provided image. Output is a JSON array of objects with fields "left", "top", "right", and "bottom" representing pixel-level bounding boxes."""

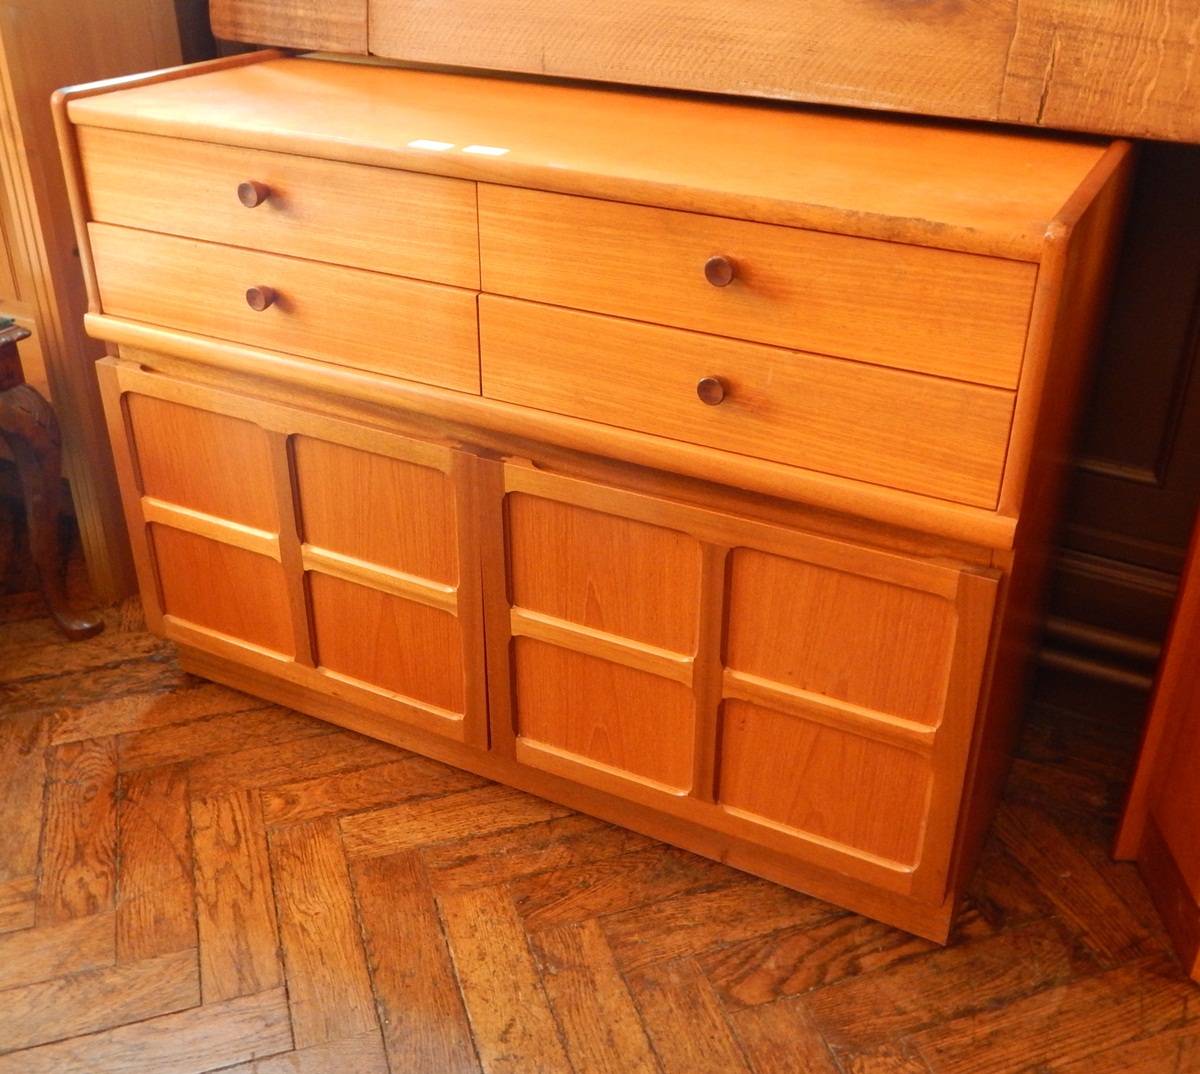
[
  {"left": 1044, "top": 143, "right": 1200, "bottom": 695},
  {"left": 174, "top": 0, "right": 218, "bottom": 63}
]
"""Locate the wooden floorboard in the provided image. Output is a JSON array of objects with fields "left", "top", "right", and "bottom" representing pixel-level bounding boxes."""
[
  {"left": 350, "top": 851, "right": 481, "bottom": 1074},
  {"left": 116, "top": 762, "right": 197, "bottom": 962},
  {"left": 191, "top": 789, "right": 283, "bottom": 1003},
  {"left": 0, "top": 546, "right": 1195, "bottom": 1073}
]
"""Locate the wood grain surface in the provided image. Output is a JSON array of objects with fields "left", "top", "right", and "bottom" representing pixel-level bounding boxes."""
[
  {"left": 78, "top": 126, "right": 480, "bottom": 289},
  {"left": 208, "top": 0, "right": 1200, "bottom": 142},
  {"left": 481, "top": 296, "right": 1016, "bottom": 508},
  {"left": 211, "top": 0, "right": 366, "bottom": 52},
  {"left": 268, "top": 820, "right": 377, "bottom": 1049},
  {"left": 191, "top": 790, "right": 283, "bottom": 1002},
  {"left": 116, "top": 764, "right": 196, "bottom": 961},
  {"left": 477, "top": 186, "right": 1036, "bottom": 386},
  {"left": 88, "top": 224, "right": 481, "bottom": 395},
  {"left": 64, "top": 58, "right": 1108, "bottom": 257},
  {"left": 0, "top": 573, "right": 1194, "bottom": 1074}
]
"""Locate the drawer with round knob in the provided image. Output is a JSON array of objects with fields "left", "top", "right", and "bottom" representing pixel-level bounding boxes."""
[
  {"left": 76, "top": 126, "right": 480, "bottom": 289},
  {"left": 88, "top": 223, "right": 480, "bottom": 393},
  {"left": 479, "top": 294, "right": 1015, "bottom": 508},
  {"left": 478, "top": 183, "right": 1037, "bottom": 389}
]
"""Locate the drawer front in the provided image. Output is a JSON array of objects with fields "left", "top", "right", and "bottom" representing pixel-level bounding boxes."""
[
  {"left": 78, "top": 127, "right": 480, "bottom": 289},
  {"left": 90, "top": 224, "right": 480, "bottom": 394},
  {"left": 478, "top": 185, "right": 1036, "bottom": 389},
  {"left": 481, "top": 296, "right": 1015, "bottom": 508}
]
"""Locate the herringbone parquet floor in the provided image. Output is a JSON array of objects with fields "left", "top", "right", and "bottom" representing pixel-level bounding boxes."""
[{"left": 1, "top": 509, "right": 1198, "bottom": 1073}]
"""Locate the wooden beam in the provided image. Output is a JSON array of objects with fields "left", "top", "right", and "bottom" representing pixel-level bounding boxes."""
[{"left": 214, "top": 0, "right": 1200, "bottom": 142}]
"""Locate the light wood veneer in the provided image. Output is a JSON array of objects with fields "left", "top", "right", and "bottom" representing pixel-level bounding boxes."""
[
  {"left": 77, "top": 126, "right": 480, "bottom": 288},
  {"left": 477, "top": 185, "right": 1036, "bottom": 387},
  {"left": 57, "top": 52, "right": 1133, "bottom": 940},
  {"left": 479, "top": 296, "right": 1015, "bottom": 508}
]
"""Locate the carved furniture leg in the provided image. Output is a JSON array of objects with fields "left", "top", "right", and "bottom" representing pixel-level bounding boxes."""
[{"left": 0, "top": 324, "right": 103, "bottom": 639}]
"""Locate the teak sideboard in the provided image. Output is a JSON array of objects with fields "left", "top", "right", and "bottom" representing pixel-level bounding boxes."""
[{"left": 55, "top": 51, "right": 1132, "bottom": 940}]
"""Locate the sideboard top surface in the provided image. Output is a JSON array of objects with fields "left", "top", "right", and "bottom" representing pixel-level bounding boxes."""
[{"left": 66, "top": 56, "right": 1112, "bottom": 259}]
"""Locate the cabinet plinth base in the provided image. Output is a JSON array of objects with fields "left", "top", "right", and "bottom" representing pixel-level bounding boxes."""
[{"left": 176, "top": 641, "right": 957, "bottom": 943}]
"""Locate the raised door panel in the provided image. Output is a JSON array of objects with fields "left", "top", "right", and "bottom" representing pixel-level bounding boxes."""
[
  {"left": 725, "top": 547, "right": 958, "bottom": 726},
  {"left": 719, "top": 543, "right": 998, "bottom": 896},
  {"left": 292, "top": 436, "right": 458, "bottom": 582},
  {"left": 506, "top": 489, "right": 702, "bottom": 652},
  {"left": 502, "top": 478, "right": 706, "bottom": 791},
  {"left": 306, "top": 573, "right": 467, "bottom": 714},
  {"left": 512, "top": 638, "right": 697, "bottom": 792},
  {"left": 123, "top": 393, "right": 292, "bottom": 657},
  {"left": 291, "top": 433, "right": 486, "bottom": 744},
  {"left": 126, "top": 394, "right": 278, "bottom": 530},
  {"left": 720, "top": 700, "right": 932, "bottom": 867},
  {"left": 151, "top": 525, "right": 294, "bottom": 657}
]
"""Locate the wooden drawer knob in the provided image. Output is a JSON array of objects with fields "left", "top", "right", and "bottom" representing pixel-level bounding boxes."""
[
  {"left": 245, "top": 286, "right": 277, "bottom": 311},
  {"left": 696, "top": 376, "right": 727, "bottom": 405},
  {"left": 704, "top": 255, "right": 736, "bottom": 287},
  {"left": 237, "top": 181, "right": 270, "bottom": 208}
]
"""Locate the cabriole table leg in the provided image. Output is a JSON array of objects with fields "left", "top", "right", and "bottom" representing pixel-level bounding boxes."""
[{"left": 0, "top": 323, "right": 103, "bottom": 640}]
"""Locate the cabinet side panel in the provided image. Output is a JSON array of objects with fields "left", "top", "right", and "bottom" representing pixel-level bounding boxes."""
[
  {"left": 950, "top": 144, "right": 1135, "bottom": 900},
  {"left": 97, "top": 359, "right": 166, "bottom": 632},
  {"left": 1153, "top": 717, "right": 1200, "bottom": 897},
  {"left": 1136, "top": 816, "right": 1200, "bottom": 980}
]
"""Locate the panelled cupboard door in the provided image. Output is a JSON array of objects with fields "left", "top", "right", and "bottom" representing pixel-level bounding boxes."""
[
  {"left": 124, "top": 392, "right": 296, "bottom": 656},
  {"left": 99, "top": 360, "right": 488, "bottom": 747},
  {"left": 489, "top": 461, "right": 1000, "bottom": 899}
]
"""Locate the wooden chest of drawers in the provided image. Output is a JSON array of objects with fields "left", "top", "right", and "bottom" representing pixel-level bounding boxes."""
[{"left": 56, "top": 51, "right": 1132, "bottom": 939}]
